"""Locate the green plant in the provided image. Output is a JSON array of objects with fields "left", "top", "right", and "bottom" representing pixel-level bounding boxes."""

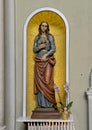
[
  {"left": 58, "top": 101, "right": 73, "bottom": 113},
  {"left": 54, "top": 84, "right": 73, "bottom": 114}
]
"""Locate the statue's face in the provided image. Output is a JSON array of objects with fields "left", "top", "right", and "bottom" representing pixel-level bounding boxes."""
[{"left": 41, "top": 22, "right": 47, "bottom": 33}]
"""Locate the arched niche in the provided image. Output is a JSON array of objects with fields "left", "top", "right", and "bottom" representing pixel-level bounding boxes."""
[{"left": 23, "top": 7, "right": 69, "bottom": 117}]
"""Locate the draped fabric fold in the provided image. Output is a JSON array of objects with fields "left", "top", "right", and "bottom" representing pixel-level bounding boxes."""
[{"left": 34, "top": 56, "right": 56, "bottom": 104}]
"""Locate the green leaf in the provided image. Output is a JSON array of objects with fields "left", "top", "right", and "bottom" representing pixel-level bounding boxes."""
[{"left": 67, "top": 101, "right": 73, "bottom": 110}]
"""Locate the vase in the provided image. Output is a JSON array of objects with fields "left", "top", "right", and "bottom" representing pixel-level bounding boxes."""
[{"left": 61, "top": 111, "right": 69, "bottom": 120}]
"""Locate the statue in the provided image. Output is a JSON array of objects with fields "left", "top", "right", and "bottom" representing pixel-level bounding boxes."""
[{"left": 33, "top": 21, "right": 56, "bottom": 108}]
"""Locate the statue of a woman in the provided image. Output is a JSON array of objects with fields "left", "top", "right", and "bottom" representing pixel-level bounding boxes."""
[{"left": 33, "top": 21, "right": 56, "bottom": 108}]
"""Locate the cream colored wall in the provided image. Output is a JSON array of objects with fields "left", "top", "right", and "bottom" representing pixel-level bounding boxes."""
[{"left": 16, "top": 0, "right": 92, "bottom": 130}]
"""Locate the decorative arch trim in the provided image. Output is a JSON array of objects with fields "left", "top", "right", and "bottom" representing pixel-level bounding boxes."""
[{"left": 23, "top": 7, "right": 69, "bottom": 117}]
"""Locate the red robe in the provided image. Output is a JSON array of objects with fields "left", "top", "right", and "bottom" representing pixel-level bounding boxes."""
[{"left": 34, "top": 56, "right": 56, "bottom": 104}]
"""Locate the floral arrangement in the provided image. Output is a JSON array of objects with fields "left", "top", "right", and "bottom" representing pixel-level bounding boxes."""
[{"left": 54, "top": 83, "right": 73, "bottom": 114}]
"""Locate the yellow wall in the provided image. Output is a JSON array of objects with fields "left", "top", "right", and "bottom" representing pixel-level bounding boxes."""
[{"left": 27, "top": 11, "right": 66, "bottom": 116}]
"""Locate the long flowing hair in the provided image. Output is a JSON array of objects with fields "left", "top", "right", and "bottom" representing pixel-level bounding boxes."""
[{"left": 38, "top": 21, "right": 50, "bottom": 36}]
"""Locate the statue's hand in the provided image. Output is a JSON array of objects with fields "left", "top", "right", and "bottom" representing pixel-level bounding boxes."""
[
  {"left": 39, "top": 44, "right": 46, "bottom": 49},
  {"left": 41, "top": 54, "right": 47, "bottom": 61}
]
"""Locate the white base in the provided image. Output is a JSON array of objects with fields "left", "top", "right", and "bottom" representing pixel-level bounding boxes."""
[
  {"left": 16, "top": 115, "right": 74, "bottom": 123},
  {"left": 17, "top": 116, "right": 75, "bottom": 130}
]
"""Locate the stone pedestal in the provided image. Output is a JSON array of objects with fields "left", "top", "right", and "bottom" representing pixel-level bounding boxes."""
[{"left": 31, "top": 108, "right": 61, "bottom": 119}]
